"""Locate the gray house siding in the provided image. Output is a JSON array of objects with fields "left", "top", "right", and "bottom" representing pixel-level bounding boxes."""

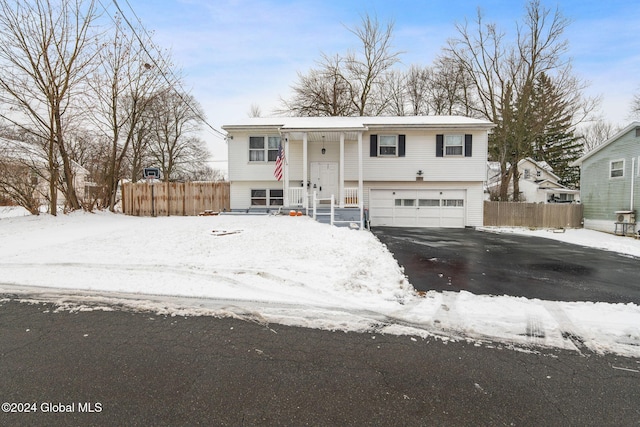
[{"left": 573, "top": 123, "right": 640, "bottom": 231}]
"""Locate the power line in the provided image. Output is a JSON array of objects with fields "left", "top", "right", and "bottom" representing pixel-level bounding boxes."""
[{"left": 108, "top": 0, "right": 227, "bottom": 140}]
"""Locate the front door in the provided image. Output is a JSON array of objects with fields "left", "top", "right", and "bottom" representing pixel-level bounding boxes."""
[{"left": 310, "top": 162, "right": 339, "bottom": 201}]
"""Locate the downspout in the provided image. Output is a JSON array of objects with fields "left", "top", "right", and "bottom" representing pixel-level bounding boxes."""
[
  {"left": 358, "top": 131, "right": 363, "bottom": 230},
  {"left": 339, "top": 132, "right": 345, "bottom": 208},
  {"left": 631, "top": 157, "right": 635, "bottom": 212},
  {"left": 283, "top": 133, "right": 289, "bottom": 207},
  {"left": 303, "top": 133, "right": 308, "bottom": 211}
]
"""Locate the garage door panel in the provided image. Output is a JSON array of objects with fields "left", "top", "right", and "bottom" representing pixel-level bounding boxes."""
[{"left": 369, "top": 188, "right": 466, "bottom": 228}]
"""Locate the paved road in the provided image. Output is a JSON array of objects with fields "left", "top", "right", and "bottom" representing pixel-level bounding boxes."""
[
  {"left": 372, "top": 227, "right": 640, "bottom": 304},
  {"left": 1, "top": 299, "right": 639, "bottom": 426}
]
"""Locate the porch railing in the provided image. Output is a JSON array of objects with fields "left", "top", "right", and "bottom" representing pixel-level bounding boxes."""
[
  {"left": 288, "top": 187, "right": 306, "bottom": 207},
  {"left": 344, "top": 187, "right": 358, "bottom": 207},
  {"left": 288, "top": 187, "right": 359, "bottom": 208}
]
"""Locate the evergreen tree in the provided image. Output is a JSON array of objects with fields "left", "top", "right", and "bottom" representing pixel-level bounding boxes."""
[{"left": 530, "top": 74, "right": 582, "bottom": 188}]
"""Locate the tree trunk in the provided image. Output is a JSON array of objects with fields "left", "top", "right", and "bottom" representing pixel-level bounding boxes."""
[{"left": 512, "top": 164, "right": 521, "bottom": 202}]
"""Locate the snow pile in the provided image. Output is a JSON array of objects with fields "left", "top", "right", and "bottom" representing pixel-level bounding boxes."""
[
  {"left": 1, "top": 211, "right": 639, "bottom": 357},
  {"left": 0, "top": 206, "right": 31, "bottom": 218},
  {"left": 481, "top": 226, "right": 640, "bottom": 258}
]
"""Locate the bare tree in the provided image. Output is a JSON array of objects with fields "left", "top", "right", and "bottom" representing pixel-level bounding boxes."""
[
  {"left": 578, "top": 119, "right": 616, "bottom": 154},
  {"left": 147, "top": 91, "right": 209, "bottom": 181},
  {"left": 445, "top": 0, "right": 595, "bottom": 200},
  {"left": 87, "top": 16, "right": 170, "bottom": 210},
  {"left": 379, "top": 70, "right": 407, "bottom": 116},
  {"left": 404, "top": 65, "right": 431, "bottom": 115},
  {"left": 0, "top": 138, "right": 41, "bottom": 214},
  {"left": 631, "top": 91, "right": 640, "bottom": 120},
  {"left": 248, "top": 103, "right": 262, "bottom": 118},
  {"left": 282, "top": 14, "right": 401, "bottom": 117},
  {"left": 344, "top": 14, "right": 402, "bottom": 115},
  {"left": 0, "top": 0, "right": 99, "bottom": 214},
  {"left": 280, "top": 54, "right": 354, "bottom": 117},
  {"left": 426, "top": 56, "right": 476, "bottom": 116}
]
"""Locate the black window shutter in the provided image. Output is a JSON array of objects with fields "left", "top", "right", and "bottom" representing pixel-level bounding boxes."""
[
  {"left": 370, "top": 134, "right": 378, "bottom": 157},
  {"left": 398, "top": 134, "right": 406, "bottom": 157},
  {"left": 436, "top": 134, "right": 444, "bottom": 157},
  {"left": 465, "top": 134, "right": 472, "bottom": 157}
]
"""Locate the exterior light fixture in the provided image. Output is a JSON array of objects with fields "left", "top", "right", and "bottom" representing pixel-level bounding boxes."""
[{"left": 417, "top": 170, "right": 423, "bottom": 176}]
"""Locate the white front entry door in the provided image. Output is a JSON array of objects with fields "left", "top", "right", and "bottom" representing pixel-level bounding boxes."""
[{"left": 310, "top": 162, "right": 339, "bottom": 201}]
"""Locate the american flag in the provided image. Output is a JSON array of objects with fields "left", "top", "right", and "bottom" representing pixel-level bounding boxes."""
[{"left": 274, "top": 142, "right": 284, "bottom": 181}]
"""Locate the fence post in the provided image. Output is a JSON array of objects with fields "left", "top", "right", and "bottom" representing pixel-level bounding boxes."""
[
  {"left": 312, "top": 191, "right": 317, "bottom": 220},
  {"left": 330, "top": 194, "right": 335, "bottom": 226}
]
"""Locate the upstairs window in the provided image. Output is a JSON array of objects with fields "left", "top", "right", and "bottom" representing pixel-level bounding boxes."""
[
  {"left": 436, "top": 134, "right": 472, "bottom": 157},
  {"left": 379, "top": 135, "right": 397, "bottom": 156},
  {"left": 249, "top": 136, "right": 281, "bottom": 162},
  {"left": 369, "top": 134, "right": 406, "bottom": 157},
  {"left": 610, "top": 159, "right": 624, "bottom": 178},
  {"left": 444, "top": 135, "right": 464, "bottom": 156}
]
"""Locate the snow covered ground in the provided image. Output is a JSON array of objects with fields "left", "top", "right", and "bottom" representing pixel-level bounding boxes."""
[{"left": 1, "top": 206, "right": 639, "bottom": 358}]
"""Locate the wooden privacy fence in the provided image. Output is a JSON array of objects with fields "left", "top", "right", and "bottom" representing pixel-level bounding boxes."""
[
  {"left": 484, "top": 201, "right": 583, "bottom": 228},
  {"left": 122, "top": 181, "right": 230, "bottom": 217}
]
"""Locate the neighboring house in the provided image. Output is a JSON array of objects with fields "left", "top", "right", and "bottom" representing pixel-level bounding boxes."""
[
  {"left": 222, "top": 116, "right": 495, "bottom": 228},
  {"left": 570, "top": 121, "right": 640, "bottom": 234},
  {"left": 486, "top": 158, "right": 579, "bottom": 203},
  {"left": 0, "top": 136, "right": 89, "bottom": 208}
]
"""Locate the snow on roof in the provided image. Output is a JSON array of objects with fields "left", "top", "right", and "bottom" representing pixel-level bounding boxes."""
[{"left": 222, "top": 115, "right": 495, "bottom": 132}]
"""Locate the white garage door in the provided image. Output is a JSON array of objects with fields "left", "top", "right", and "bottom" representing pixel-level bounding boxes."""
[{"left": 369, "top": 189, "right": 466, "bottom": 228}]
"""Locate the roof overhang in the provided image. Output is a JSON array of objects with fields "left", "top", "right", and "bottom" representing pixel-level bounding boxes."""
[{"left": 222, "top": 116, "right": 496, "bottom": 137}]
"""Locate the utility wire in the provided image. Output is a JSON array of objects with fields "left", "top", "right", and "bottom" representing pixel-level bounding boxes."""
[{"left": 109, "top": 0, "right": 227, "bottom": 140}]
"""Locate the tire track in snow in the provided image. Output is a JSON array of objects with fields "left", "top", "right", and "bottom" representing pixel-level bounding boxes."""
[{"left": 541, "top": 300, "right": 591, "bottom": 355}]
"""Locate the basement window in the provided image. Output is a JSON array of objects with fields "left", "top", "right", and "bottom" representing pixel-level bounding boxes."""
[{"left": 251, "top": 189, "right": 283, "bottom": 206}]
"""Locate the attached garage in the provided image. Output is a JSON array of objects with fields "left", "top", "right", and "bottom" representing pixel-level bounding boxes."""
[{"left": 369, "top": 189, "right": 466, "bottom": 228}]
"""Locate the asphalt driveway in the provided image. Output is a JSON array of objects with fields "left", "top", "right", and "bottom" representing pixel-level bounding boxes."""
[{"left": 372, "top": 227, "right": 640, "bottom": 305}]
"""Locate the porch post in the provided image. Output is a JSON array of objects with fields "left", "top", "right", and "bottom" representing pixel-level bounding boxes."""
[
  {"left": 358, "top": 131, "right": 363, "bottom": 230},
  {"left": 302, "top": 132, "right": 308, "bottom": 209},
  {"left": 283, "top": 133, "right": 290, "bottom": 207},
  {"left": 339, "top": 132, "right": 345, "bottom": 208}
]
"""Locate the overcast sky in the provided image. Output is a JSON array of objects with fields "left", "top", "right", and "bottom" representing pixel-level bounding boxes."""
[{"left": 105, "top": 0, "right": 640, "bottom": 167}]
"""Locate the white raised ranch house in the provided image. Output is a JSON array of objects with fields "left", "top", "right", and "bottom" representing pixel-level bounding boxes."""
[{"left": 223, "top": 116, "right": 495, "bottom": 228}]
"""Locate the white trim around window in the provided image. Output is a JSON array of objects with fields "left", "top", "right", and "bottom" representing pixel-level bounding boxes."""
[
  {"left": 609, "top": 159, "right": 625, "bottom": 178},
  {"left": 378, "top": 135, "right": 398, "bottom": 156},
  {"left": 249, "top": 136, "right": 281, "bottom": 162},
  {"left": 444, "top": 135, "right": 464, "bottom": 156},
  {"left": 250, "top": 189, "right": 284, "bottom": 206}
]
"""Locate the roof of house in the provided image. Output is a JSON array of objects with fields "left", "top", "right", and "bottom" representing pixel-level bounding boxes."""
[
  {"left": 1, "top": 136, "right": 89, "bottom": 174},
  {"left": 518, "top": 157, "right": 561, "bottom": 181},
  {"left": 222, "top": 115, "right": 495, "bottom": 132},
  {"left": 571, "top": 121, "right": 640, "bottom": 167}
]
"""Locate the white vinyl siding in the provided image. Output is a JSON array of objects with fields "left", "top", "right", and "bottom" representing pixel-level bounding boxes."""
[{"left": 344, "top": 131, "right": 488, "bottom": 182}]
